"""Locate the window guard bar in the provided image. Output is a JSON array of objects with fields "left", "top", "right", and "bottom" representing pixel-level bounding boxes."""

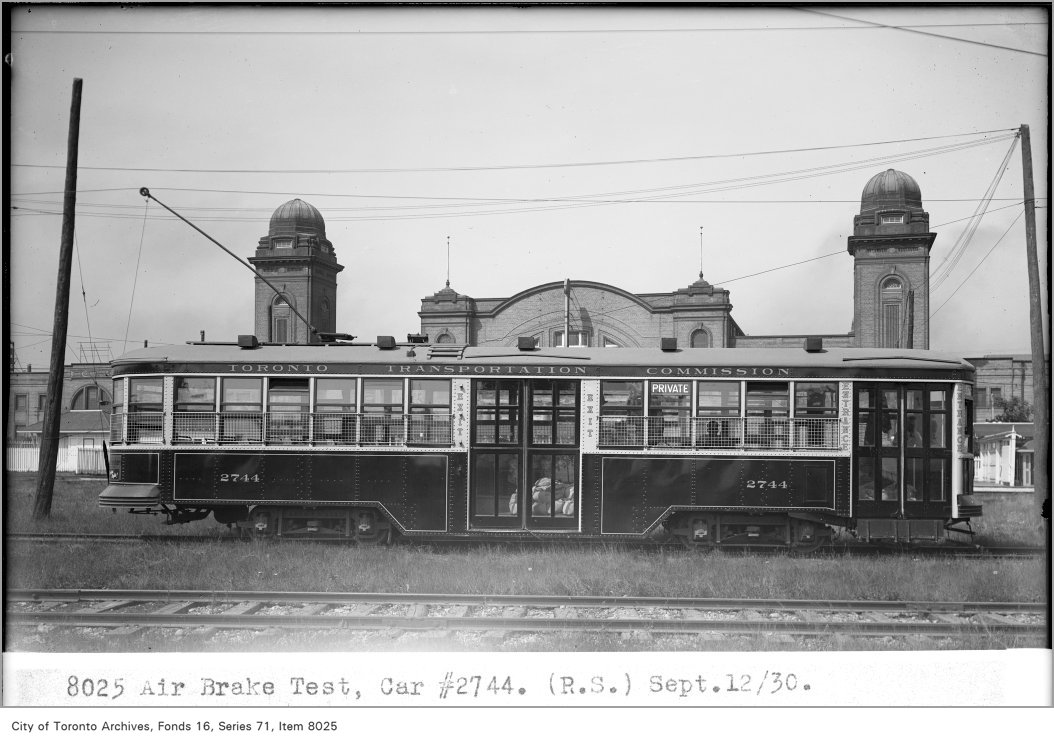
[
  {"left": 111, "top": 412, "right": 840, "bottom": 450},
  {"left": 110, "top": 411, "right": 454, "bottom": 447},
  {"left": 598, "top": 416, "right": 841, "bottom": 450}
]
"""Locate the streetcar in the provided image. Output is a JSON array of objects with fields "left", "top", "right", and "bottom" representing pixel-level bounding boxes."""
[{"left": 99, "top": 335, "right": 979, "bottom": 548}]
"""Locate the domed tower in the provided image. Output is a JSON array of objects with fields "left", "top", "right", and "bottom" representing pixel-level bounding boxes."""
[
  {"left": 848, "top": 169, "right": 936, "bottom": 349},
  {"left": 248, "top": 199, "right": 344, "bottom": 343}
]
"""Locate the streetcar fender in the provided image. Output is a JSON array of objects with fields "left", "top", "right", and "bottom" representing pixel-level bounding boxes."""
[{"left": 98, "top": 483, "right": 162, "bottom": 510}]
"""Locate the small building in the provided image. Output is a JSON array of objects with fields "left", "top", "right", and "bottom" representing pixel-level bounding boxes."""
[
  {"left": 967, "top": 354, "right": 1040, "bottom": 421},
  {"left": 20, "top": 409, "right": 110, "bottom": 450},
  {"left": 974, "top": 422, "right": 1035, "bottom": 488},
  {"left": 6, "top": 362, "right": 112, "bottom": 446}
]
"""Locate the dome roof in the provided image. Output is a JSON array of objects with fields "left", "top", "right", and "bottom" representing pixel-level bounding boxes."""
[
  {"left": 268, "top": 199, "right": 326, "bottom": 238},
  {"left": 860, "top": 169, "right": 923, "bottom": 214}
]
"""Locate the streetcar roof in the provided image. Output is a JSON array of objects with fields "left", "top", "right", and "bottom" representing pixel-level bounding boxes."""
[{"left": 110, "top": 343, "right": 976, "bottom": 374}]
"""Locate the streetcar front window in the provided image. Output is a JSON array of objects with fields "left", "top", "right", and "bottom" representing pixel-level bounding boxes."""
[
  {"left": 128, "top": 377, "right": 163, "bottom": 444},
  {"left": 109, "top": 377, "right": 126, "bottom": 443}
]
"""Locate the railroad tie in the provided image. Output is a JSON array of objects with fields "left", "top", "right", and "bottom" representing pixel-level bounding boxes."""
[
  {"left": 479, "top": 605, "right": 525, "bottom": 643},
  {"left": 153, "top": 601, "right": 197, "bottom": 616},
  {"left": 76, "top": 599, "right": 133, "bottom": 614},
  {"left": 976, "top": 611, "right": 1017, "bottom": 626},
  {"left": 194, "top": 601, "right": 267, "bottom": 638}
]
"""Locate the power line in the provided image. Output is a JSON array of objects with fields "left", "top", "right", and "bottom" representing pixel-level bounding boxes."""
[
  {"left": 9, "top": 128, "right": 1017, "bottom": 174},
  {"left": 931, "top": 136, "right": 1019, "bottom": 291},
  {"left": 931, "top": 210, "right": 1026, "bottom": 317},
  {"left": 14, "top": 21, "right": 1047, "bottom": 36},
  {"left": 800, "top": 8, "right": 1047, "bottom": 57}
]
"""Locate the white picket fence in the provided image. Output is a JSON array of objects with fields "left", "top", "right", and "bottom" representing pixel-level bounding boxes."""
[{"left": 6, "top": 446, "right": 107, "bottom": 475}]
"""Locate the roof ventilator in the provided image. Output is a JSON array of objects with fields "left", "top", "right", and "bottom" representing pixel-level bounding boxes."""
[
  {"left": 660, "top": 337, "right": 678, "bottom": 352},
  {"left": 804, "top": 337, "right": 824, "bottom": 353}
]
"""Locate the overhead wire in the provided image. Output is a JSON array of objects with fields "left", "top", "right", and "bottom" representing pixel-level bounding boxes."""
[
  {"left": 799, "top": 8, "right": 1046, "bottom": 57},
  {"left": 9, "top": 128, "right": 1017, "bottom": 174},
  {"left": 931, "top": 135, "right": 1019, "bottom": 291},
  {"left": 931, "top": 209, "right": 1025, "bottom": 317},
  {"left": 123, "top": 198, "right": 150, "bottom": 355},
  {"left": 8, "top": 133, "right": 1023, "bottom": 225}
]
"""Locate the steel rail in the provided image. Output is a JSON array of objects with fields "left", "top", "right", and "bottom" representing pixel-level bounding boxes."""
[
  {"left": 4, "top": 609, "right": 1045, "bottom": 639},
  {"left": 7, "top": 589, "right": 1046, "bottom": 614},
  {"left": 5, "top": 533, "right": 1045, "bottom": 557}
]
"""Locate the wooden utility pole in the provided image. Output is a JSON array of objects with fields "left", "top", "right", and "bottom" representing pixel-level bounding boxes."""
[
  {"left": 1018, "top": 124, "right": 1049, "bottom": 524},
  {"left": 33, "top": 78, "right": 82, "bottom": 519}
]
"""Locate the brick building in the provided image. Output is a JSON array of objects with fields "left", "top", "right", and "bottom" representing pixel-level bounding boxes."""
[
  {"left": 969, "top": 354, "right": 1040, "bottom": 421},
  {"left": 418, "top": 168, "right": 932, "bottom": 351},
  {"left": 6, "top": 363, "right": 112, "bottom": 447},
  {"left": 248, "top": 198, "right": 343, "bottom": 344}
]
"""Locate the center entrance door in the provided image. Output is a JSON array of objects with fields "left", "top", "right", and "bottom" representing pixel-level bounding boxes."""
[{"left": 469, "top": 379, "right": 580, "bottom": 530}]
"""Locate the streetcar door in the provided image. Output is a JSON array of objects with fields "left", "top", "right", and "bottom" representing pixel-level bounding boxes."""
[
  {"left": 854, "top": 383, "right": 953, "bottom": 518},
  {"left": 469, "top": 379, "right": 579, "bottom": 530}
]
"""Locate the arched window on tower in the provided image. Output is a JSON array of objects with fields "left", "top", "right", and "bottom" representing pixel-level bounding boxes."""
[
  {"left": 879, "top": 276, "right": 905, "bottom": 348},
  {"left": 272, "top": 295, "right": 294, "bottom": 343},
  {"left": 690, "top": 328, "right": 712, "bottom": 348},
  {"left": 436, "top": 333, "right": 455, "bottom": 344}
]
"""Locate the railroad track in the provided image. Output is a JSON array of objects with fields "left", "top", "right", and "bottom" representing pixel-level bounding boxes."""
[
  {"left": 6, "top": 589, "right": 1047, "bottom": 641},
  {"left": 5, "top": 532, "right": 1046, "bottom": 558}
]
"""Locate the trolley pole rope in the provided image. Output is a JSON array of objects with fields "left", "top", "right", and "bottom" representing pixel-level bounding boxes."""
[{"left": 138, "top": 188, "right": 318, "bottom": 340}]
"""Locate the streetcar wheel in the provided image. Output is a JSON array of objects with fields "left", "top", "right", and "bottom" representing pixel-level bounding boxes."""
[{"left": 352, "top": 510, "right": 393, "bottom": 546}]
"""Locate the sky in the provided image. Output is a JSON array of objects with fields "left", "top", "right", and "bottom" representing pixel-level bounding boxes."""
[{"left": 6, "top": 4, "right": 1049, "bottom": 370}]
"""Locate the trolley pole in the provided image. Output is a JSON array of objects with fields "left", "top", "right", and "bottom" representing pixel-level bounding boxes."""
[
  {"left": 33, "top": 78, "right": 83, "bottom": 519},
  {"left": 564, "top": 278, "right": 571, "bottom": 349},
  {"left": 1019, "top": 124, "right": 1049, "bottom": 526}
]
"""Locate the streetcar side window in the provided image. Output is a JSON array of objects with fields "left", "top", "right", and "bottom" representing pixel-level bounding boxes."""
[
  {"left": 649, "top": 381, "right": 691, "bottom": 447},
  {"left": 599, "top": 381, "right": 643, "bottom": 447},
  {"left": 473, "top": 380, "right": 521, "bottom": 446},
  {"left": 530, "top": 380, "right": 578, "bottom": 446},
  {"left": 697, "top": 381, "right": 739, "bottom": 448},
  {"left": 175, "top": 377, "right": 216, "bottom": 411},
  {"left": 362, "top": 379, "right": 405, "bottom": 445},
  {"left": 409, "top": 379, "right": 452, "bottom": 445},
  {"left": 795, "top": 382, "right": 838, "bottom": 449},
  {"left": 794, "top": 383, "right": 837, "bottom": 417},
  {"left": 314, "top": 378, "right": 357, "bottom": 444},
  {"left": 268, "top": 378, "right": 310, "bottom": 443},
  {"left": 173, "top": 377, "right": 217, "bottom": 444},
  {"left": 745, "top": 382, "right": 788, "bottom": 447},
  {"left": 221, "top": 377, "right": 263, "bottom": 443}
]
